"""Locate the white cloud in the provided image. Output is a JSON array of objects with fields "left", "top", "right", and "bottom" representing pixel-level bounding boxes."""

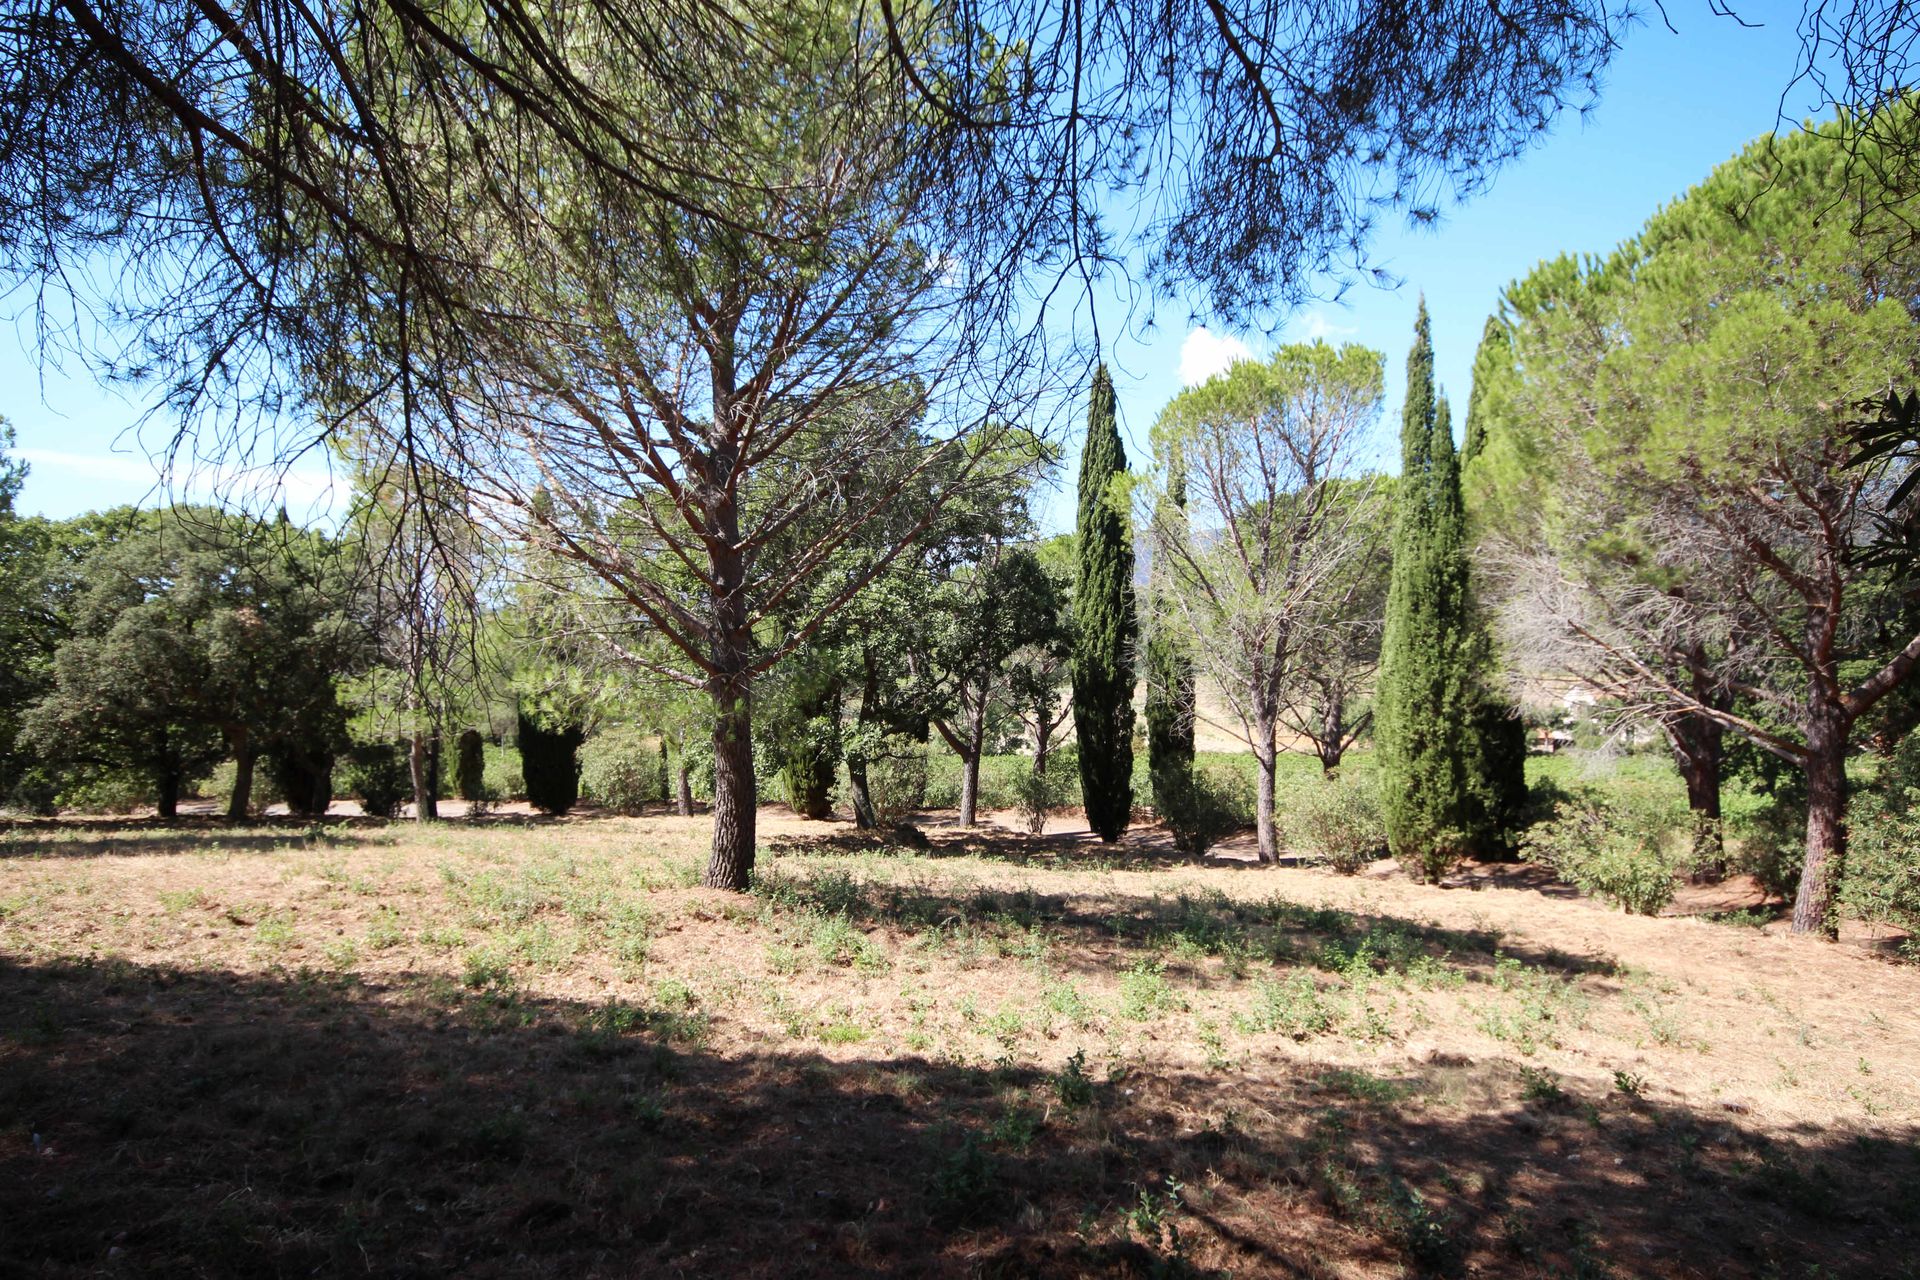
[
  {"left": 1178, "top": 327, "right": 1255, "bottom": 387},
  {"left": 1291, "top": 310, "right": 1358, "bottom": 343}
]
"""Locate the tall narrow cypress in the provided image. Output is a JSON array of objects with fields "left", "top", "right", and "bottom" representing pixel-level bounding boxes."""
[
  {"left": 1377, "top": 303, "right": 1486, "bottom": 880},
  {"left": 1072, "top": 364, "right": 1137, "bottom": 841},
  {"left": 1144, "top": 445, "right": 1194, "bottom": 818}
]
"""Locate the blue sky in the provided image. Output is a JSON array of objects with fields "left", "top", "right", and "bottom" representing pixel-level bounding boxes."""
[{"left": 1, "top": 8, "right": 1830, "bottom": 528}]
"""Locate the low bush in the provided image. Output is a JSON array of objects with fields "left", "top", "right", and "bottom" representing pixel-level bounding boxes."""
[
  {"left": 863, "top": 736, "right": 928, "bottom": 828},
  {"left": 1011, "top": 761, "right": 1074, "bottom": 834},
  {"left": 1162, "top": 764, "right": 1252, "bottom": 856},
  {"left": 4, "top": 766, "right": 60, "bottom": 816},
  {"left": 1284, "top": 770, "right": 1387, "bottom": 873},
  {"left": 579, "top": 727, "right": 665, "bottom": 815},
  {"left": 1840, "top": 786, "right": 1920, "bottom": 955},
  {"left": 59, "top": 766, "right": 153, "bottom": 814},
  {"left": 482, "top": 743, "right": 525, "bottom": 803},
  {"left": 342, "top": 743, "right": 410, "bottom": 819},
  {"left": 924, "top": 753, "right": 1036, "bottom": 812},
  {"left": 1521, "top": 784, "right": 1691, "bottom": 914}
]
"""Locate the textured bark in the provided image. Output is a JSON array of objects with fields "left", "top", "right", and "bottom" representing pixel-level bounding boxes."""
[
  {"left": 1672, "top": 713, "right": 1725, "bottom": 879},
  {"left": 226, "top": 728, "right": 254, "bottom": 820},
  {"left": 706, "top": 685, "right": 756, "bottom": 890},
  {"left": 409, "top": 733, "right": 439, "bottom": 822},
  {"left": 1316, "top": 684, "right": 1346, "bottom": 773},
  {"left": 939, "top": 700, "right": 989, "bottom": 828},
  {"left": 1793, "top": 706, "right": 1848, "bottom": 937},
  {"left": 848, "top": 758, "right": 875, "bottom": 828},
  {"left": 1253, "top": 710, "right": 1278, "bottom": 862},
  {"left": 675, "top": 763, "right": 694, "bottom": 817}
]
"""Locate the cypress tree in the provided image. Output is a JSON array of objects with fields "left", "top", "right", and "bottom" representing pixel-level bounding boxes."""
[
  {"left": 1144, "top": 445, "right": 1194, "bottom": 819},
  {"left": 518, "top": 707, "right": 584, "bottom": 815},
  {"left": 1072, "top": 364, "right": 1137, "bottom": 842},
  {"left": 455, "top": 728, "right": 487, "bottom": 802},
  {"left": 1377, "top": 303, "right": 1487, "bottom": 880}
]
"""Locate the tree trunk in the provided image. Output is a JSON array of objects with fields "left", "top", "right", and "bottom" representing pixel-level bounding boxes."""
[
  {"left": 706, "top": 682, "right": 756, "bottom": 890},
  {"left": 1253, "top": 709, "right": 1278, "bottom": 862},
  {"left": 702, "top": 323, "right": 758, "bottom": 890},
  {"left": 409, "top": 733, "right": 439, "bottom": 822},
  {"left": 957, "top": 701, "right": 987, "bottom": 827},
  {"left": 675, "top": 747, "right": 694, "bottom": 817},
  {"left": 156, "top": 761, "right": 180, "bottom": 820},
  {"left": 847, "top": 757, "right": 874, "bottom": 828},
  {"left": 1034, "top": 711, "right": 1053, "bottom": 778},
  {"left": 1792, "top": 704, "right": 1850, "bottom": 937},
  {"left": 1671, "top": 713, "right": 1725, "bottom": 880},
  {"left": 226, "top": 727, "right": 254, "bottom": 821},
  {"left": 1317, "top": 683, "right": 1346, "bottom": 773}
]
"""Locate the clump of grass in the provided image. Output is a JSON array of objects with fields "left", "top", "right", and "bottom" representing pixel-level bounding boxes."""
[
  {"left": 981, "top": 1002, "right": 1026, "bottom": 1049},
  {"left": 809, "top": 914, "right": 887, "bottom": 971},
  {"left": 364, "top": 906, "right": 406, "bottom": 950},
  {"left": 926, "top": 1129, "right": 1000, "bottom": 1227},
  {"left": 157, "top": 887, "right": 209, "bottom": 914},
  {"left": 1237, "top": 971, "right": 1337, "bottom": 1040},
  {"left": 254, "top": 910, "right": 295, "bottom": 952},
  {"left": 1055, "top": 1048, "right": 1096, "bottom": 1108},
  {"left": 1475, "top": 954, "right": 1588, "bottom": 1054},
  {"left": 1042, "top": 979, "right": 1093, "bottom": 1028},
  {"left": 1317, "top": 1068, "right": 1411, "bottom": 1105},
  {"left": 462, "top": 947, "right": 514, "bottom": 991},
  {"left": 1118, "top": 956, "right": 1179, "bottom": 1021},
  {"left": 1519, "top": 1064, "right": 1567, "bottom": 1106},
  {"left": 990, "top": 1102, "right": 1041, "bottom": 1151}
]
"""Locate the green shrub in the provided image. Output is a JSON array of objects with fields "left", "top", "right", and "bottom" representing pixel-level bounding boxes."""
[
  {"left": 59, "top": 766, "right": 153, "bottom": 814},
  {"left": 4, "top": 766, "right": 60, "bottom": 816},
  {"left": 482, "top": 743, "right": 525, "bottom": 802},
  {"left": 1161, "top": 763, "right": 1251, "bottom": 855},
  {"left": 267, "top": 746, "right": 334, "bottom": 815},
  {"left": 863, "top": 736, "right": 928, "bottom": 827},
  {"left": 342, "top": 743, "right": 410, "bottom": 819},
  {"left": 579, "top": 727, "right": 664, "bottom": 815},
  {"left": 1284, "top": 770, "right": 1387, "bottom": 873},
  {"left": 1521, "top": 785, "right": 1690, "bottom": 914},
  {"left": 1011, "top": 761, "right": 1072, "bottom": 834},
  {"left": 1841, "top": 787, "right": 1920, "bottom": 954}
]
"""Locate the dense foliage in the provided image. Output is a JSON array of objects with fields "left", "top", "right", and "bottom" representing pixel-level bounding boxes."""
[
  {"left": 1072, "top": 365, "right": 1137, "bottom": 843},
  {"left": 1377, "top": 307, "right": 1508, "bottom": 880}
]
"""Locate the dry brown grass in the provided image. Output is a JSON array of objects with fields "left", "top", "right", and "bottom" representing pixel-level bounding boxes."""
[{"left": 2, "top": 807, "right": 1916, "bottom": 1278}]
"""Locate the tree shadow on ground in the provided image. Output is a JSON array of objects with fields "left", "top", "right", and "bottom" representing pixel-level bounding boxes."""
[
  {"left": 0, "top": 807, "right": 670, "bottom": 860},
  {"left": 762, "top": 832, "right": 1625, "bottom": 985},
  {"left": 2, "top": 956, "right": 1912, "bottom": 1279}
]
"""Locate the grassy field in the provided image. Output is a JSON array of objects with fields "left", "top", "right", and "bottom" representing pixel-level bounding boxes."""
[{"left": 2, "top": 809, "right": 1917, "bottom": 1278}]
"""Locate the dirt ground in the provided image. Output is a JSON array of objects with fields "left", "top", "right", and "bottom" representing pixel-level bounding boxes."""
[{"left": 2, "top": 804, "right": 1915, "bottom": 1278}]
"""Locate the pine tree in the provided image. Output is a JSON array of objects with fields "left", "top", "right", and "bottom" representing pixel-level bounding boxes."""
[
  {"left": 1377, "top": 303, "right": 1490, "bottom": 880},
  {"left": 1072, "top": 364, "right": 1137, "bottom": 842},
  {"left": 1144, "top": 445, "right": 1194, "bottom": 819}
]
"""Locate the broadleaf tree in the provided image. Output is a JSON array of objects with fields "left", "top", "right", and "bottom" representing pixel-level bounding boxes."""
[{"left": 1149, "top": 342, "right": 1386, "bottom": 861}]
